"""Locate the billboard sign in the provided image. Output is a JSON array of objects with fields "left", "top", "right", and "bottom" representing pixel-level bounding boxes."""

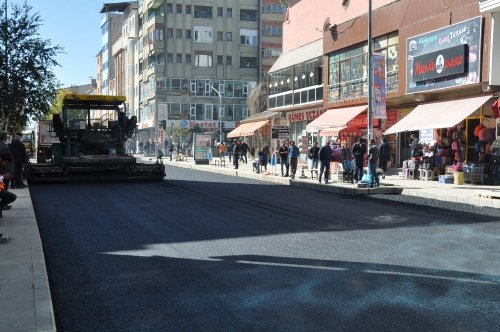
[{"left": 406, "top": 16, "right": 482, "bottom": 94}]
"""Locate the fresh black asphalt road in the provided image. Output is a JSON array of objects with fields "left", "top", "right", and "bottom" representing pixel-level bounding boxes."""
[{"left": 31, "top": 165, "right": 500, "bottom": 332}]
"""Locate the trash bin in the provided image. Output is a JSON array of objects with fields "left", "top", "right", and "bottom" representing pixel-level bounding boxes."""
[{"left": 454, "top": 171, "right": 464, "bottom": 185}]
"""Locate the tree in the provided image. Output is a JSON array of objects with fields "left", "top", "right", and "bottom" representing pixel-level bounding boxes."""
[
  {"left": 0, "top": 1, "right": 62, "bottom": 132},
  {"left": 279, "top": 0, "right": 290, "bottom": 8},
  {"left": 246, "top": 81, "right": 268, "bottom": 116},
  {"left": 44, "top": 88, "right": 67, "bottom": 120}
]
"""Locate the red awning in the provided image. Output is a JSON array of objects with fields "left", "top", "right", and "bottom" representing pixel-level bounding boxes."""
[{"left": 306, "top": 105, "right": 367, "bottom": 131}]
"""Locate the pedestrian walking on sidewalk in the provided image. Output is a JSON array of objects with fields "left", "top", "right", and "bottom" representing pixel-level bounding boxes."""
[
  {"left": 262, "top": 143, "right": 271, "bottom": 171},
  {"left": 9, "top": 133, "right": 28, "bottom": 189},
  {"left": 168, "top": 143, "right": 174, "bottom": 161},
  {"left": 379, "top": 138, "right": 391, "bottom": 179},
  {"left": 309, "top": 141, "right": 320, "bottom": 169},
  {"left": 240, "top": 141, "right": 249, "bottom": 164},
  {"left": 0, "top": 131, "right": 13, "bottom": 190},
  {"left": 227, "top": 141, "right": 234, "bottom": 163},
  {"left": 319, "top": 141, "right": 332, "bottom": 184},
  {"left": 288, "top": 140, "right": 299, "bottom": 179},
  {"left": 368, "top": 139, "right": 380, "bottom": 188},
  {"left": 352, "top": 137, "right": 367, "bottom": 183},
  {"left": 233, "top": 140, "right": 242, "bottom": 169},
  {"left": 279, "top": 141, "right": 289, "bottom": 177}
]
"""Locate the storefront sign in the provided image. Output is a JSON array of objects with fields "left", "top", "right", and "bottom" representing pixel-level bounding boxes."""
[
  {"left": 272, "top": 126, "right": 290, "bottom": 139},
  {"left": 419, "top": 129, "right": 434, "bottom": 144},
  {"left": 373, "top": 53, "right": 387, "bottom": 119},
  {"left": 406, "top": 16, "right": 482, "bottom": 94},
  {"left": 287, "top": 109, "right": 326, "bottom": 123},
  {"left": 412, "top": 44, "right": 467, "bottom": 82},
  {"left": 386, "top": 110, "right": 398, "bottom": 128},
  {"left": 347, "top": 113, "right": 379, "bottom": 128},
  {"left": 167, "top": 114, "right": 189, "bottom": 120}
]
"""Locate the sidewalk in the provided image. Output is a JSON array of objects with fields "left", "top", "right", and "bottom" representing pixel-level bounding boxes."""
[
  {"left": 151, "top": 154, "right": 500, "bottom": 210},
  {"left": 0, "top": 187, "right": 56, "bottom": 332}
]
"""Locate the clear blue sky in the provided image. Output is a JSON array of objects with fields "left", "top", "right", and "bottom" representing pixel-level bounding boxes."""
[{"left": 10, "top": 0, "right": 108, "bottom": 87}]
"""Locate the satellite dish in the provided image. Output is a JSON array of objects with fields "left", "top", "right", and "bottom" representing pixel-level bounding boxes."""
[{"left": 323, "top": 17, "right": 331, "bottom": 32}]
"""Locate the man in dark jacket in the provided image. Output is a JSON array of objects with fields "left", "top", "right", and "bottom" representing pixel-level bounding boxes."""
[
  {"left": 319, "top": 141, "right": 333, "bottom": 184},
  {"left": 278, "top": 141, "right": 289, "bottom": 177},
  {"left": 352, "top": 137, "right": 367, "bottom": 183},
  {"left": 379, "top": 138, "right": 391, "bottom": 179},
  {"left": 240, "top": 141, "right": 249, "bottom": 164},
  {"left": 309, "top": 141, "right": 320, "bottom": 169},
  {"left": 9, "top": 133, "right": 28, "bottom": 188},
  {"left": 0, "top": 131, "right": 13, "bottom": 190},
  {"left": 288, "top": 140, "right": 300, "bottom": 179},
  {"left": 233, "top": 140, "right": 242, "bottom": 169},
  {"left": 368, "top": 139, "right": 380, "bottom": 188},
  {"left": 0, "top": 152, "right": 17, "bottom": 210}
]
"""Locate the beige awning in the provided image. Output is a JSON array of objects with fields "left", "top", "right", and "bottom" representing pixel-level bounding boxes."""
[
  {"left": 227, "top": 123, "right": 254, "bottom": 138},
  {"left": 306, "top": 105, "right": 367, "bottom": 131},
  {"left": 385, "top": 95, "right": 493, "bottom": 134},
  {"left": 240, "top": 120, "right": 269, "bottom": 136},
  {"left": 268, "top": 39, "right": 323, "bottom": 73}
]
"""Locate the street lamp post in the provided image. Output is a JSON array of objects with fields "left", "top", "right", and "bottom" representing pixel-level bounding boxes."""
[{"left": 210, "top": 84, "right": 222, "bottom": 144}]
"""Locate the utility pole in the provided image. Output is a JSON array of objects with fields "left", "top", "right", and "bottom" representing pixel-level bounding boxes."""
[
  {"left": 367, "top": 0, "right": 373, "bottom": 145},
  {"left": 211, "top": 84, "right": 222, "bottom": 144}
]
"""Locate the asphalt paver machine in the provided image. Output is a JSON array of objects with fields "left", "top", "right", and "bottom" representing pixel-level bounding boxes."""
[{"left": 27, "top": 94, "right": 165, "bottom": 182}]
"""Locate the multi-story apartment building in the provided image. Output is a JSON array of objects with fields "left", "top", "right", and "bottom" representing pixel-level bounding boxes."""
[
  {"left": 260, "top": 0, "right": 284, "bottom": 79},
  {"left": 100, "top": 3, "right": 136, "bottom": 96},
  {"left": 131, "top": 0, "right": 261, "bottom": 143}
]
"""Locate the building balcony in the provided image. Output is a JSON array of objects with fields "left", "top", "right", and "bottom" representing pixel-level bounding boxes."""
[
  {"left": 148, "top": 0, "right": 163, "bottom": 9},
  {"left": 147, "top": 14, "right": 164, "bottom": 28}
]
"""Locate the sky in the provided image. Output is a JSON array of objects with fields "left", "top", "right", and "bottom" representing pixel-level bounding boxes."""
[{"left": 9, "top": 0, "right": 109, "bottom": 87}]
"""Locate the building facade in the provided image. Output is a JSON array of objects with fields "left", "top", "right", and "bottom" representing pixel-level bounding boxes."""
[
  {"left": 268, "top": 0, "right": 500, "bottom": 171},
  {"left": 131, "top": 0, "right": 263, "bottom": 144}
]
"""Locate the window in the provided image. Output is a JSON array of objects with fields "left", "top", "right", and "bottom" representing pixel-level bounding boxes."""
[
  {"left": 262, "top": 25, "right": 282, "bottom": 37},
  {"left": 195, "top": 52, "right": 213, "bottom": 67},
  {"left": 217, "top": 31, "right": 223, "bottom": 41},
  {"left": 226, "top": 56, "right": 232, "bottom": 65},
  {"left": 240, "top": 57, "right": 257, "bottom": 68},
  {"left": 240, "top": 29, "right": 258, "bottom": 46},
  {"left": 327, "top": 32, "right": 399, "bottom": 102},
  {"left": 176, "top": 4, "right": 182, "bottom": 14},
  {"left": 227, "top": 8, "right": 232, "bottom": 17},
  {"left": 167, "top": 53, "right": 173, "bottom": 63},
  {"left": 186, "top": 54, "right": 192, "bottom": 63},
  {"left": 217, "top": 7, "right": 223, "bottom": 17},
  {"left": 194, "top": 6, "right": 212, "bottom": 19},
  {"left": 166, "top": 3, "right": 173, "bottom": 13},
  {"left": 262, "top": 3, "right": 286, "bottom": 14},
  {"left": 166, "top": 28, "right": 173, "bottom": 38},
  {"left": 186, "top": 5, "right": 191, "bottom": 14},
  {"left": 217, "top": 55, "right": 223, "bottom": 65},
  {"left": 226, "top": 32, "right": 232, "bottom": 41},
  {"left": 186, "top": 29, "right": 192, "bottom": 39},
  {"left": 262, "top": 47, "right": 282, "bottom": 58},
  {"left": 176, "top": 54, "right": 182, "bottom": 63},
  {"left": 240, "top": 9, "right": 257, "bottom": 21},
  {"left": 194, "top": 26, "right": 213, "bottom": 43},
  {"left": 148, "top": 28, "right": 163, "bottom": 42},
  {"left": 176, "top": 29, "right": 182, "bottom": 38}
]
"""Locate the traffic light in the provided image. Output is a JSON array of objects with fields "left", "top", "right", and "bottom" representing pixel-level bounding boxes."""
[
  {"left": 159, "top": 120, "right": 166, "bottom": 129},
  {"left": 221, "top": 122, "right": 225, "bottom": 130}
]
